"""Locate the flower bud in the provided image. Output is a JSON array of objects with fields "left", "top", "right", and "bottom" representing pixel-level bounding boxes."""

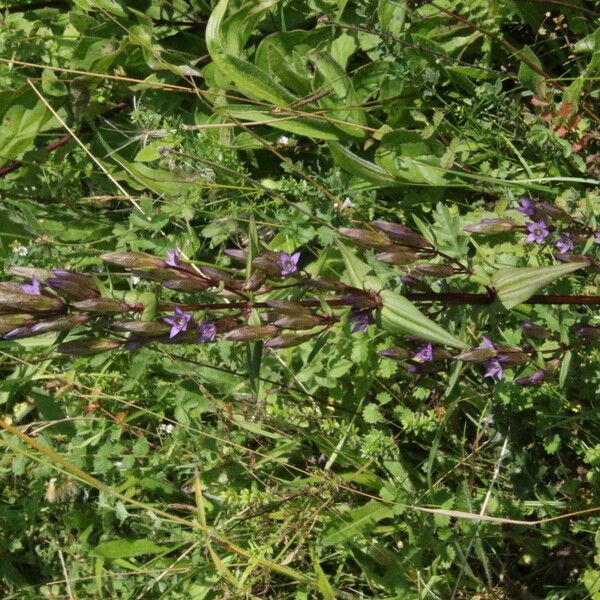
[
  {"left": 243, "top": 270, "right": 267, "bottom": 291},
  {"left": 411, "top": 264, "right": 455, "bottom": 278},
  {"left": 112, "top": 321, "right": 171, "bottom": 335},
  {"left": 0, "top": 292, "right": 64, "bottom": 313},
  {"left": 46, "top": 271, "right": 100, "bottom": 301},
  {"left": 72, "top": 298, "right": 132, "bottom": 314},
  {"left": 266, "top": 300, "right": 311, "bottom": 314},
  {"left": 198, "top": 266, "right": 239, "bottom": 285},
  {"left": 252, "top": 254, "right": 284, "bottom": 276},
  {"left": 338, "top": 227, "right": 393, "bottom": 249},
  {"left": 340, "top": 291, "right": 379, "bottom": 309},
  {"left": 496, "top": 351, "right": 530, "bottom": 365},
  {"left": 0, "top": 282, "right": 27, "bottom": 293},
  {"left": 463, "top": 218, "right": 519, "bottom": 234},
  {"left": 554, "top": 253, "right": 593, "bottom": 265},
  {"left": 516, "top": 369, "right": 547, "bottom": 386},
  {"left": 304, "top": 278, "right": 349, "bottom": 292},
  {"left": 273, "top": 314, "right": 323, "bottom": 330},
  {"left": 375, "top": 251, "right": 419, "bottom": 266},
  {"left": 522, "top": 321, "right": 549, "bottom": 339},
  {"left": 214, "top": 316, "right": 240, "bottom": 333},
  {"left": 162, "top": 279, "right": 211, "bottom": 292},
  {"left": 378, "top": 347, "right": 410, "bottom": 360},
  {"left": 56, "top": 337, "right": 124, "bottom": 356},
  {"left": 9, "top": 266, "right": 52, "bottom": 281},
  {"left": 400, "top": 275, "right": 432, "bottom": 292},
  {"left": 371, "top": 221, "right": 430, "bottom": 248},
  {"left": 30, "top": 315, "right": 90, "bottom": 334},
  {"left": 537, "top": 202, "right": 572, "bottom": 222},
  {"left": 224, "top": 249, "right": 248, "bottom": 264},
  {"left": 574, "top": 324, "right": 600, "bottom": 339},
  {"left": 101, "top": 252, "right": 166, "bottom": 270},
  {"left": 265, "top": 331, "right": 319, "bottom": 349},
  {"left": 4, "top": 326, "right": 34, "bottom": 339},
  {"left": 223, "top": 325, "right": 278, "bottom": 341},
  {"left": 455, "top": 348, "right": 497, "bottom": 362},
  {"left": 0, "top": 314, "right": 36, "bottom": 334}
]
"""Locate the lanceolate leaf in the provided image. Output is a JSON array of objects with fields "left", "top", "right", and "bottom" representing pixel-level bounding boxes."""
[
  {"left": 493, "top": 262, "right": 587, "bottom": 310},
  {"left": 322, "top": 500, "right": 393, "bottom": 546},
  {"left": 380, "top": 289, "right": 468, "bottom": 349},
  {"left": 329, "top": 142, "right": 399, "bottom": 186}
]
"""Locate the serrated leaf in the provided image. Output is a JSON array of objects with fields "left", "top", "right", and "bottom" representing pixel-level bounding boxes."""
[
  {"left": 380, "top": 289, "right": 467, "bottom": 349},
  {"left": 493, "top": 262, "right": 586, "bottom": 310},
  {"left": 322, "top": 501, "right": 393, "bottom": 546}
]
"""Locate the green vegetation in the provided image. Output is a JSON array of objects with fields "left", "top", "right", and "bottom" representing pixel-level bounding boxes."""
[{"left": 1, "top": 0, "right": 600, "bottom": 598}]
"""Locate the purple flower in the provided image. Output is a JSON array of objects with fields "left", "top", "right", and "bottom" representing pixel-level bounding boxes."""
[
  {"left": 484, "top": 359, "right": 503, "bottom": 381},
  {"left": 414, "top": 343, "right": 434, "bottom": 362},
  {"left": 165, "top": 248, "right": 182, "bottom": 267},
  {"left": 525, "top": 220, "right": 550, "bottom": 244},
  {"left": 198, "top": 321, "right": 217, "bottom": 343},
  {"left": 349, "top": 312, "right": 371, "bottom": 333},
  {"left": 479, "top": 336, "right": 495, "bottom": 350},
  {"left": 555, "top": 235, "right": 574, "bottom": 254},
  {"left": 594, "top": 231, "right": 600, "bottom": 245},
  {"left": 163, "top": 307, "right": 192, "bottom": 338},
  {"left": 516, "top": 369, "right": 545, "bottom": 386},
  {"left": 517, "top": 196, "right": 536, "bottom": 216},
  {"left": 277, "top": 251, "right": 301, "bottom": 277},
  {"left": 20, "top": 278, "right": 41, "bottom": 295}
]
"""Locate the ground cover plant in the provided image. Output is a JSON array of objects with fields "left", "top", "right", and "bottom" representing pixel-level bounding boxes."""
[{"left": 1, "top": 0, "right": 600, "bottom": 598}]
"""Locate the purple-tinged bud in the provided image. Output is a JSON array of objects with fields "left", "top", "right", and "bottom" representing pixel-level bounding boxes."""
[
  {"left": 112, "top": 321, "right": 171, "bottom": 335},
  {"left": 455, "top": 348, "right": 497, "bottom": 362},
  {"left": 463, "top": 218, "right": 519, "bottom": 234},
  {"left": 573, "top": 324, "right": 600, "bottom": 339},
  {"left": 223, "top": 325, "right": 279, "bottom": 342},
  {"left": 0, "top": 314, "right": 36, "bottom": 334},
  {"left": 340, "top": 291, "right": 379, "bottom": 309},
  {"left": 198, "top": 266, "right": 239, "bottom": 285},
  {"left": 252, "top": 255, "right": 282, "bottom": 276},
  {"left": 56, "top": 337, "right": 124, "bottom": 356},
  {"left": 243, "top": 270, "right": 267, "bottom": 291},
  {"left": 214, "top": 316, "right": 240, "bottom": 333},
  {"left": 375, "top": 251, "right": 419, "bottom": 266},
  {"left": 0, "top": 282, "right": 27, "bottom": 294},
  {"left": 411, "top": 264, "right": 455, "bottom": 278},
  {"left": 378, "top": 347, "right": 410, "bottom": 361},
  {"left": 266, "top": 300, "right": 311, "bottom": 315},
  {"left": 496, "top": 351, "right": 530, "bottom": 365},
  {"left": 30, "top": 314, "right": 90, "bottom": 334},
  {"left": 537, "top": 202, "right": 572, "bottom": 222},
  {"left": 9, "top": 266, "right": 52, "bottom": 281},
  {"left": 265, "top": 331, "right": 320, "bottom": 349},
  {"left": 162, "top": 279, "right": 211, "bottom": 292},
  {"left": 101, "top": 252, "right": 166, "bottom": 270},
  {"left": 224, "top": 249, "right": 248, "bottom": 264},
  {"left": 0, "top": 292, "right": 64, "bottom": 313},
  {"left": 46, "top": 271, "right": 100, "bottom": 301},
  {"left": 4, "top": 326, "right": 34, "bottom": 339},
  {"left": 554, "top": 253, "right": 592, "bottom": 265},
  {"left": 304, "top": 278, "right": 349, "bottom": 292},
  {"left": 371, "top": 221, "right": 430, "bottom": 248},
  {"left": 72, "top": 298, "right": 131, "bottom": 314},
  {"left": 273, "top": 314, "right": 323, "bottom": 330},
  {"left": 338, "top": 227, "right": 393, "bottom": 249},
  {"left": 400, "top": 275, "right": 432, "bottom": 292},
  {"left": 522, "top": 321, "right": 549, "bottom": 339},
  {"left": 516, "top": 369, "right": 547, "bottom": 386}
]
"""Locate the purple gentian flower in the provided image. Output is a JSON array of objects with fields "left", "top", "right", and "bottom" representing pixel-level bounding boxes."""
[
  {"left": 163, "top": 307, "right": 192, "bottom": 338},
  {"left": 414, "top": 343, "right": 434, "bottom": 362},
  {"left": 525, "top": 220, "right": 550, "bottom": 244},
  {"left": 555, "top": 235, "right": 574, "bottom": 254},
  {"left": 517, "top": 196, "right": 536, "bottom": 216},
  {"left": 479, "top": 336, "right": 495, "bottom": 350},
  {"left": 594, "top": 231, "right": 600, "bottom": 245},
  {"left": 484, "top": 359, "right": 503, "bottom": 380},
  {"left": 198, "top": 321, "right": 217, "bottom": 343},
  {"left": 277, "top": 251, "right": 301, "bottom": 276},
  {"left": 349, "top": 312, "right": 370, "bottom": 333},
  {"left": 20, "top": 278, "right": 41, "bottom": 295},
  {"left": 165, "top": 248, "right": 182, "bottom": 267}
]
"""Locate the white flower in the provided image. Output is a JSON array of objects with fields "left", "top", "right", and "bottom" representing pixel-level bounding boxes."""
[
  {"left": 131, "top": 275, "right": 141, "bottom": 285},
  {"left": 114, "top": 461, "right": 124, "bottom": 468},
  {"left": 159, "top": 423, "right": 175, "bottom": 434},
  {"left": 277, "top": 135, "right": 290, "bottom": 146},
  {"left": 14, "top": 246, "right": 28, "bottom": 256}
]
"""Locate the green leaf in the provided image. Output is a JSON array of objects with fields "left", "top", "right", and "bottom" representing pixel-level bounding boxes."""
[
  {"left": 336, "top": 241, "right": 374, "bottom": 289},
  {"left": 493, "top": 262, "right": 586, "bottom": 309},
  {"left": 380, "top": 289, "right": 468, "bottom": 349},
  {"left": 322, "top": 500, "right": 393, "bottom": 546},
  {"left": 518, "top": 45, "right": 545, "bottom": 94},
  {"left": 329, "top": 142, "right": 398, "bottom": 186},
  {"left": 311, "top": 547, "right": 336, "bottom": 599},
  {"left": 93, "top": 539, "right": 166, "bottom": 559},
  {"left": 378, "top": 0, "right": 406, "bottom": 35}
]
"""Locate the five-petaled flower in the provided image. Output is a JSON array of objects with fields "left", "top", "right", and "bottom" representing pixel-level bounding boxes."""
[
  {"left": 165, "top": 248, "right": 182, "bottom": 267},
  {"left": 349, "top": 312, "right": 370, "bottom": 333},
  {"left": 517, "top": 196, "right": 536, "bottom": 216},
  {"left": 555, "top": 235, "right": 574, "bottom": 254},
  {"left": 525, "top": 220, "right": 550, "bottom": 244},
  {"left": 21, "top": 278, "right": 41, "bottom": 295},
  {"left": 163, "top": 307, "right": 192, "bottom": 338},
  {"left": 198, "top": 321, "right": 217, "bottom": 343},
  {"left": 484, "top": 359, "right": 503, "bottom": 380},
  {"left": 414, "top": 343, "right": 433, "bottom": 362},
  {"left": 277, "top": 252, "right": 300, "bottom": 276}
]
